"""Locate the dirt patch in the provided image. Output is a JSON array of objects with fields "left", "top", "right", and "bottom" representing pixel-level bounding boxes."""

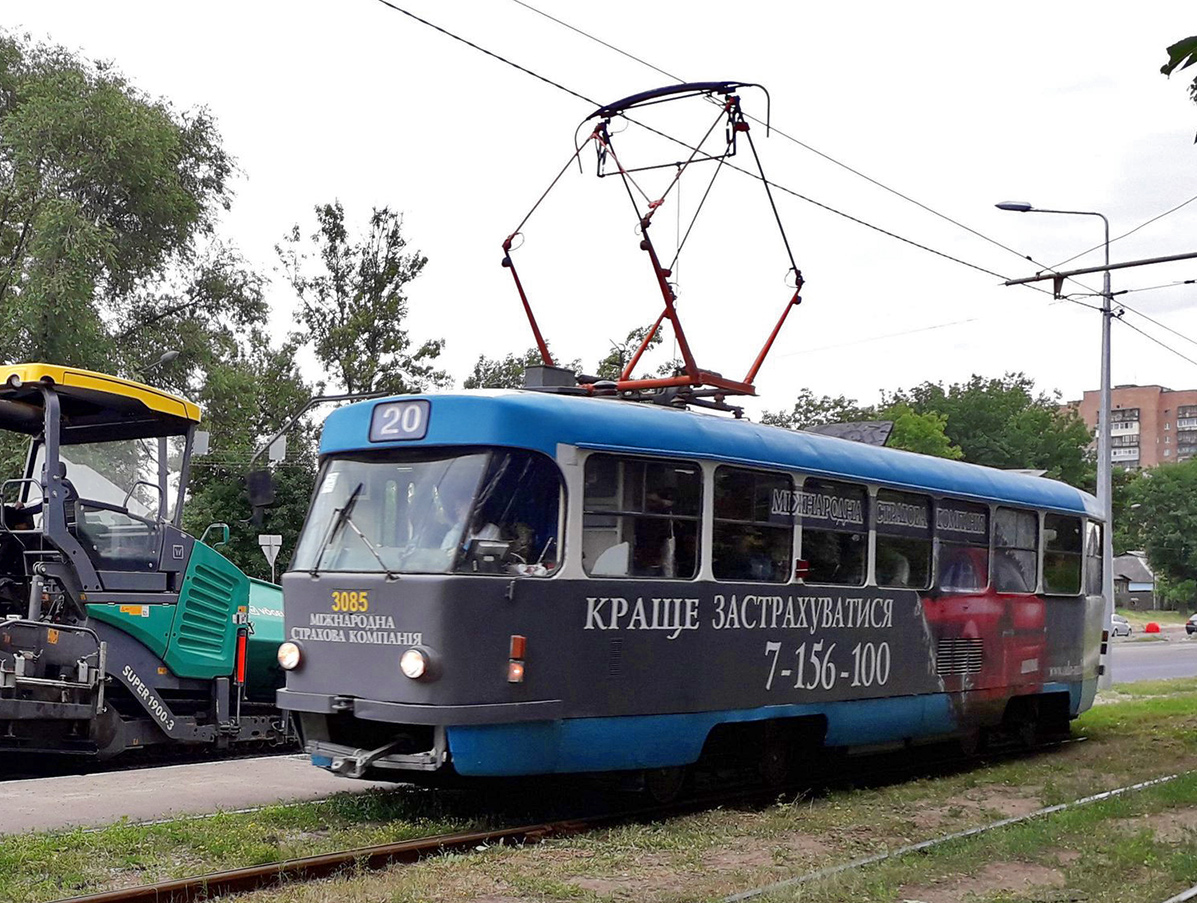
[
  {"left": 910, "top": 785, "right": 1043, "bottom": 831},
  {"left": 1115, "top": 806, "right": 1197, "bottom": 842},
  {"left": 897, "top": 861, "right": 1067, "bottom": 903},
  {"left": 1052, "top": 848, "right": 1082, "bottom": 865},
  {"left": 701, "top": 833, "right": 830, "bottom": 870},
  {"left": 571, "top": 873, "right": 691, "bottom": 896}
]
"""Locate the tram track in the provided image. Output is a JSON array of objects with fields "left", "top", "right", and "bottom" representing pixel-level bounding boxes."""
[{"left": 44, "top": 736, "right": 1087, "bottom": 903}]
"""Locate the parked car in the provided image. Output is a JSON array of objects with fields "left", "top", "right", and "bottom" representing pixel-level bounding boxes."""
[
  {"left": 1111, "top": 613, "right": 1133, "bottom": 637},
  {"left": 1186, "top": 613, "right": 1197, "bottom": 636}
]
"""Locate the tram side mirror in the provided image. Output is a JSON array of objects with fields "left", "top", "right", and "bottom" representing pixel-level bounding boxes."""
[
  {"left": 245, "top": 469, "right": 276, "bottom": 528},
  {"left": 246, "top": 469, "right": 276, "bottom": 508},
  {"left": 200, "top": 522, "right": 230, "bottom": 547},
  {"left": 193, "top": 431, "right": 210, "bottom": 457}
]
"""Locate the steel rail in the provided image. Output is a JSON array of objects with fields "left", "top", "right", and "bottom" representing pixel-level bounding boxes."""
[{"left": 46, "top": 736, "right": 1087, "bottom": 903}]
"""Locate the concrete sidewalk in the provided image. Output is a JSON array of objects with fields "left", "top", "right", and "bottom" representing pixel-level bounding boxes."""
[{"left": 0, "top": 754, "right": 394, "bottom": 833}]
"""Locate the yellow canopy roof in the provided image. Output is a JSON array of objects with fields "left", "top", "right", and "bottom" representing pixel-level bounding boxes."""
[{"left": 0, "top": 363, "right": 201, "bottom": 426}]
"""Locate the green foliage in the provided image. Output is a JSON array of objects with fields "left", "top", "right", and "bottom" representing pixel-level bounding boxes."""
[
  {"left": 882, "top": 403, "right": 963, "bottom": 459},
  {"left": 760, "top": 388, "right": 871, "bottom": 429},
  {"left": 761, "top": 391, "right": 962, "bottom": 459},
  {"left": 1161, "top": 35, "right": 1197, "bottom": 138},
  {"left": 0, "top": 32, "right": 230, "bottom": 367},
  {"left": 886, "top": 373, "right": 1093, "bottom": 485},
  {"left": 179, "top": 330, "right": 316, "bottom": 579},
  {"left": 594, "top": 324, "right": 680, "bottom": 380},
  {"left": 277, "top": 201, "right": 447, "bottom": 395},
  {"left": 0, "top": 32, "right": 316, "bottom": 580},
  {"left": 463, "top": 345, "right": 585, "bottom": 390},
  {"left": 764, "top": 373, "right": 1088, "bottom": 473},
  {"left": 1111, "top": 466, "right": 1146, "bottom": 556},
  {"left": 1132, "top": 458, "right": 1197, "bottom": 608}
]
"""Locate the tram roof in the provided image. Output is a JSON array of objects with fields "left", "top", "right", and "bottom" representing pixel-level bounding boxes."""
[
  {"left": 0, "top": 363, "right": 201, "bottom": 441},
  {"left": 321, "top": 390, "right": 1101, "bottom": 519}
]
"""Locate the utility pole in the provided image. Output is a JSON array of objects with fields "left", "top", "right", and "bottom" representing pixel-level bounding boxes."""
[{"left": 997, "top": 202, "right": 1197, "bottom": 689}]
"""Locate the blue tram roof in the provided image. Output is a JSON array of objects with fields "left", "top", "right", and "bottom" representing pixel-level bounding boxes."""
[{"left": 320, "top": 390, "right": 1102, "bottom": 520}]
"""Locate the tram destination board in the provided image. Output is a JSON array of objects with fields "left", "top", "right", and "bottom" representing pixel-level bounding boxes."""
[{"left": 369, "top": 400, "right": 430, "bottom": 442}]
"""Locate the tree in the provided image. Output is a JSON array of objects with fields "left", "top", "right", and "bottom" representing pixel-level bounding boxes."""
[
  {"left": 760, "top": 389, "right": 872, "bottom": 429},
  {"left": 1130, "top": 459, "right": 1197, "bottom": 609},
  {"left": 0, "top": 33, "right": 319, "bottom": 578},
  {"left": 1162, "top": 35, "right": 1197, "bottom": 139},
  {"left": 277, "top": 201, "right": 448, "bottom": 396},
  {"left": 180, "top": 329, "right": 317, "bottom": 579},
  {"left": 0, "top": 32, "right": 230, "bottom": 370},
  {"left": 1111, "top": 466, "right": 1146, "bottom": 557},
  {"left": 886, "top": 374, "right": 1092, "bottom": 486},
  {"left": 882, "top": 403, "right": 963, "bottom": 460}
]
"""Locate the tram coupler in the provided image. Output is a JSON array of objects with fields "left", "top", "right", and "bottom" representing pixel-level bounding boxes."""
[{"left": 330, "top": 739, "right": 406, "bottom": 778}]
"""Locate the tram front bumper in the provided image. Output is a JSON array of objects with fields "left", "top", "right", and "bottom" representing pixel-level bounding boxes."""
[{"left": 277, "top": 688, "right": 563, "bottom": 724}]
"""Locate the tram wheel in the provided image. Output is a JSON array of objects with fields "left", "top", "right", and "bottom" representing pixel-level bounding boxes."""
[
  {"left": 957, "top": 727, "right": 982, "bottom": 758},
  {"left": 759, "top": 728, "right": 792, "bottom": 788},
  {"left": 644, "top": 766, "right": 687, "bottom": 804}
]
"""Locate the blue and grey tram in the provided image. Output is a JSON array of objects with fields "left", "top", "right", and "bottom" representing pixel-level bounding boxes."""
[{"left": 276, "top": 390, "right": 1105, "bottom": 782}]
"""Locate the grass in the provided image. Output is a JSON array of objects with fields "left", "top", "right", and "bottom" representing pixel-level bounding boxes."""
[
  {"left": 1117, "top": 607, "right": 1192, "bottom": 627},
  {"left": 5, "top": 681, "right": 1197, "bottom": 902}
]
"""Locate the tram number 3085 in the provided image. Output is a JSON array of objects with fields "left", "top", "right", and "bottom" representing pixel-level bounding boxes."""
[{"left": 763, "top": 640, "right": 891, "bottom": 691}]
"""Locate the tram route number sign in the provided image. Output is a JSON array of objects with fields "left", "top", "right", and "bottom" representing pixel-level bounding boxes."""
[{"left": 369, "top": 400, "right": 430, "bottom": 442}]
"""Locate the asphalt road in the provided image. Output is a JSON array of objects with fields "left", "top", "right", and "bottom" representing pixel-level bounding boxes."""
[
  {"left": 0, "top": 754, "right": 393, "bottom": 834},
  {"left": 1109, "top": 632, "right": 1197, "bottom": 683}
]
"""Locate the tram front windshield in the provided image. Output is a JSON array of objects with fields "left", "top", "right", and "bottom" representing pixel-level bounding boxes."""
[{"left": 291, "top": 448, "right": 562, "bottom": 576}]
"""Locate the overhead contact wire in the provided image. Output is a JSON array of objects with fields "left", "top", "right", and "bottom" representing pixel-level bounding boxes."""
[
  {"left": 503, "top": 0, "right": 1094, "bottom": 295},
  {"left": 372, "top": 1, "right": 1053, "bottom": 294}
]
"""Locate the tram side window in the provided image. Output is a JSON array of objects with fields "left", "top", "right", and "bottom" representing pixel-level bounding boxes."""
[
  {"left": 874, "top": 490, "right": 932, "bottom": 589},
  {"left": 1043, "top": 514, "right": 1083, "bottom": 595},
  {"left": 1085, "top": 522, "right": 1103, "bottom": 595},
  {"left": 798, "top": 479, "right": 867, "bottom": 586},
  {"left": 935, "top": 500, "right": 989, "bottom": 593},
  {"left": 994, "top": 507, "right": 1038, "bottom": 593},
  {"left": 583, "top": 454, "right": 701, "bottom": 579},
  {"left": 712, "top": 467, "right": 792, "bottom": 583}
]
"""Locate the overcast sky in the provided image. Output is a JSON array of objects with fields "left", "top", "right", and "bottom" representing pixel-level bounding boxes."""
[{"left": 12, "top": 2, "right": 1197, "bottom": 417}]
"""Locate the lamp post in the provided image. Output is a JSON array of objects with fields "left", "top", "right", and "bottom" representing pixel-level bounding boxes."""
[{"left": 996, "top": 201, "right": 1114, "bottom": 688}]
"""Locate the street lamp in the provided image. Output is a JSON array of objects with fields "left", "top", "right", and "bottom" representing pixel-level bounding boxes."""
[
  {"left": 996, "top": 201, "right": 1114, "bottom": 688},
  {"left": 143, "top": 349, "right": 180, "bottom": 376}
]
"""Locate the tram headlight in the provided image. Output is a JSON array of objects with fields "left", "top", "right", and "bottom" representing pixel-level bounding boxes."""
[
  {"left": 400, "top": 647, "right": 428, "bottom": 680},
  {"left": 277, "top": 642, "right": 302, "bottom": 671}
]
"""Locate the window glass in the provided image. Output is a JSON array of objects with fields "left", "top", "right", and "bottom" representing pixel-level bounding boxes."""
[
  {"left": 291, "top": 449, "right": 563, "bottom": 576},
  {"left": 1085, "top": 521, "right": 1103, "bottom": 595},
  {"left": 582, "top": 455, "right": 700, "bottom": 579},
  {"left": 1043, "top": 514, "right": 1082, "bottom": 595},
  {"left": 798, "top": 479, "right": 867, "bottom": 586},
  {"left": 994, "top": 507, "right": 1038, "bottom": 593},
  {"left": 935, "top": 500, "right": 989, "bottom": 593},
  {"left": 712, "top": 467, "right": 792, "bottom": 583},
  {"left": 875, "top": 490, "right": 932, "bottom": 589}
]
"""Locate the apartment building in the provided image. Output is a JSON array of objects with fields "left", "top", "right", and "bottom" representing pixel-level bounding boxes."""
[{"left": 1072, "top": 385, "right": 1197, "bottom": 469}]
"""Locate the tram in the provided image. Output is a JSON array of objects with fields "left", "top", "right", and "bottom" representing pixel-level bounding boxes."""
[{"left": 276, "top": 386, "right": 1104, "bottom": 783}]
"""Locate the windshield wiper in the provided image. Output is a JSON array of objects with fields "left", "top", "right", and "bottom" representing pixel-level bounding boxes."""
[
  {"left": 309, "top": 483, "right": 399, "bottom": 580},
  {"left": 310, "top": 483, "right": 363, "bottom": 577},
  {"left": 343, "top": 512, "right": 400, "bottom": 580}
]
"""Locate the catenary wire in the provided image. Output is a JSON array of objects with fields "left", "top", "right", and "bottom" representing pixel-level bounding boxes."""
[
  {"left": 502, "top": 0, "right": 1102, "bottom": 297},
  {"left": 1051, "top": 192, "right": 1197, "bottom": 270},
  {"left": 1118, "top": 301, "right": 1197, "bottom": 351},
  {"left": 369, "top": 0, "right": 1056, "bottom": 294},
  {"left": 1116, "top": 317, "right": 1197, "bottom": 368}
]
